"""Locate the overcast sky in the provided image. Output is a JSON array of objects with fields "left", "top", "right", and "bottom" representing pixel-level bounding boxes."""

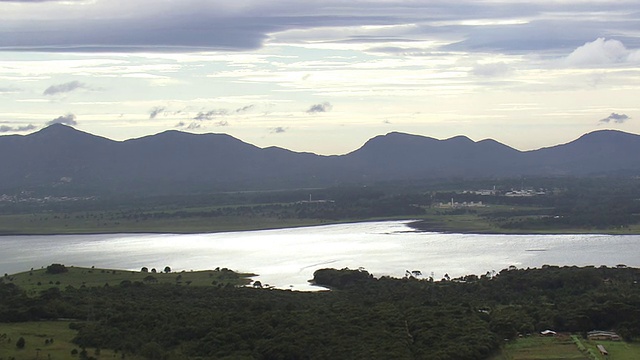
[{"left": 1, "top": 0, "right": 640, "bottom": 154}]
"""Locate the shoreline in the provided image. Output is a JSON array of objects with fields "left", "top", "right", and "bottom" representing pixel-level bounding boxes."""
[
  {"left": 406, "top": 219, "right": 640, "bottom": 236},
  {"left": 1, "top": 217, "right": 639, "bottom": 236},
  {"left": 0, "top": 219, "right": 403, "bottom": 237}
]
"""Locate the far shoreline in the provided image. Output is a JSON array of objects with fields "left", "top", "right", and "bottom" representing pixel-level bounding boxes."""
[
  {"left": 1, "top": 217, "right": 639, "bottom": 237},
  {"left": 406, "top": 219, "right": 640, "bottom": 236}
]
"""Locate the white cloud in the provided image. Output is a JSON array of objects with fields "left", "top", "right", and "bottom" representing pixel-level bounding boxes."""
[
  {"left": 46, "top": 113, "right": 77, "bottom": 126},
  {"left": 472, "top": 62, "right": 511, "bottom": 77},
  {"left": 0, "top": 123, "right": 36, "bottom": 133},
  {"left": 565, "top": 38, "right": 640, "bottom": 66}
]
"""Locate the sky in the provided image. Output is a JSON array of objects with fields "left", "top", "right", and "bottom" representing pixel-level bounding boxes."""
[{"left": 1, "top": 0, "right": 640, "bottom": 155}]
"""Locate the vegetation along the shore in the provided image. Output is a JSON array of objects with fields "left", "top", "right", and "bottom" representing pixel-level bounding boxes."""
[
  {"left": 2, "top": 176, "right": 640, "bottom": 235},
  {"left": 1, "top": 264, "right": 640, "bottom": 359}
]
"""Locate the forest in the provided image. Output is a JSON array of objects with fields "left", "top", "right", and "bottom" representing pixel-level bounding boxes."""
[{"left": 1, "top": 265, "right": 639, "bottom": 359}]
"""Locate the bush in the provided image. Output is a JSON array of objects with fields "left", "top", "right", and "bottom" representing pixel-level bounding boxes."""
[{"left": 46, "top": 263, "right": 68, "bottom": 274}]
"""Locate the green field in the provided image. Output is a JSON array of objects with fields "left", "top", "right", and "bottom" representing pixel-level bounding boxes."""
[
  {"left": 584, "top": 340, "right": 640, "bottom": 360},
  {"left": 491, "top": 336, "right": 589, "bottom": 360},
  {"left": 491, "top": 335, "right": 640, "bottom": 360},
  {"left": 0, "top": 211, "right": 330, "bottom": 235},
  {"left": 0, "top": 265, "right": 256, "bottom": 360},
  {"left": 2, "top": 265, "right": 255, "bottom": 295},
  {"left": 0, "top": 321, "right": 144, "bottom": 360},
  {"left": 3, "top": 204, "right": 640, "bottom": 236}
]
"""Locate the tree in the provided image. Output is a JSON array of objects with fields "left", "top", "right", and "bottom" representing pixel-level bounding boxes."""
[
  {"left": 16, "top": 336, "right": 25, "bottom": 349},
  {"left": 140, "top": 341, "right": 164, "bottom": 360},
  {"left": 46, "top": 263, "right": 68, "bottom": 274},
  {"left": 141, "top": 267, "right": 149, "bottom": 273},
  {"left": 163, "top": 266, "right": 171, "bottom": 274}
]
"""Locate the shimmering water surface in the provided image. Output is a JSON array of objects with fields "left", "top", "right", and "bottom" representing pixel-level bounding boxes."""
[{"left": 2, "top": 221, "right": 639, "bottom": 290}]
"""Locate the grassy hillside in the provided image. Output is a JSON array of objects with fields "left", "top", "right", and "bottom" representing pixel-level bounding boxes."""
[
  {"left": 491, "top": 335, "right": 640, "bottom": 360},
  {"left": 0, "top": 321, "right": 145, "bottom": 360},
  {"left": 3, "top": 264, "right": 255, "bottom": 295}
]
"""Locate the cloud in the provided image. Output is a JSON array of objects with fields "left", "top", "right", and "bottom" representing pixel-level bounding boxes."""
[
  {"left": 193, "top": 109, "right": 228, "bottom": 121},
  {"left": 0, "top": 87, "right": 20, "bottom": 94},
  {"left": 235, "top": 105, "right": 255, "bottom": 113},
  {"left": 270, "top": 126, "right": 286, "bottom": 134},
  {"left": 366, "top": 46, "right": 432, "bottom": 56},
  {"left": 1, "top": 0, "right": 640, "bottom": 58},
  {"left": 565, "top": 38, "right": 640, "bottom": 67},
  {"left": 306, "top": 102, "right": 332, "bottom": 114},
  {"left": 599, "top": 113, "right": 630, "bottom": 124},
  {"left": 149, "top": 106, "right": 166, "bottom": 119},
  {"left": 46, "top": 113, "right": 77, "bottom": 126},
  {"left": 43, "top": 81, "right": 87, "bottom": 96},
  {"left": 175, "top": 121, "right": 201, "bottom": 130},
  {"left": 0, "top": 124, "right": 37, "bottom": 133},
  {"left": 472, "top": 62, "right": 511, "bottom": 77}
]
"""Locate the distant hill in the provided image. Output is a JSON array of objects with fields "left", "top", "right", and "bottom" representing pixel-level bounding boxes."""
[{"left": 1, "top": 124, "right": 639, "bottom": 194}]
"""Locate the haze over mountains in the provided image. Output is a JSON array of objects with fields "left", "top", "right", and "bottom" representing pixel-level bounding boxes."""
[{"left": 2, "top": 124, "right": 640, "bottom": 194}]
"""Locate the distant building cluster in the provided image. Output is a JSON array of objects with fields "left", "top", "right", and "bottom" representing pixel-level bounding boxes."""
[
  {"left": 463, "top": 187, "right": 548, "bottom": 197},
  {"left": 297, "top": 194, "right": 334, "bottom": 204},
  {"left": 437, "top": 199, "right": 485, "bottom": 208},
  {"left": 504, "top": 189, "right": 547, "bottom": 197},
  {"left": 0, "top": 194, "right": 95, "bottom": 203},
  {"left": 587, "top": 330, "right": 621, "bottom": 341}
]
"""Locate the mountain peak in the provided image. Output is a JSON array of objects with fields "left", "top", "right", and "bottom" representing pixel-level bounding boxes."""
[
  {"left": 27, "top": 124, "right": 115, "bottom": 146},
  {"left": 578, "top": 129, "right": 639, "bottom": 141},
  {"left": 31, "top": 123, "right": 78, "bottom": 135}
]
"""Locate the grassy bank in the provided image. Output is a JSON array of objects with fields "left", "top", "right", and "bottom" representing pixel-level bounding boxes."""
[
  {"left": 2, "top": 265, "right": 255, "bottom": 295},
  {"left": 2, "top": 195, "right": 640, "bottom": 235},
  {"left": 411, "top": 205, "right": 640, "bottom": 235},
  {"left": 491, "top": 335, "right": 640, "bottom": 360},
  {"left": 0, "top": 211, "right": 331, "bottom": 235}
]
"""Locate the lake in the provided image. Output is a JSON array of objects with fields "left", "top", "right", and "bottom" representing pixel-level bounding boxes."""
[{"left": 1, "top": 220, "right": 639, "bottom": 290}]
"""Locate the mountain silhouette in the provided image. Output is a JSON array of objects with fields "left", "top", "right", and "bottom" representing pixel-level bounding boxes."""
[{"left": 1, "top": 124, "right": 639, "bottom": 194}]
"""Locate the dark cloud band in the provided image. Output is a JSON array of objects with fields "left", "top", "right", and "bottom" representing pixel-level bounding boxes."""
[
  {"left": 43, "top": 81, "right": 87, "bottom": 96},
  {"left": 2, "top": 1, "right": 639, "bottom": 54},
  {"left": 0, "top": 124, "right": 36, "bottom": 132},
  {"left": 599, "top": 113, "right": 630, "bottom": 124}
]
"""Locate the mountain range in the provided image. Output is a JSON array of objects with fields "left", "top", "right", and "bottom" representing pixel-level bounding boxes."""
[{"left": 2, "top": 124, "right": 640, "bottom": 194}]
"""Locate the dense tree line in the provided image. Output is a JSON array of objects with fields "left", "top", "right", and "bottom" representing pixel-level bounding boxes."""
[
  {"left": 4, "top": 176, "right": 640, "bottom": 232},
  {"left": 1, "top": 266, "right": 639, "bottom": 359}
]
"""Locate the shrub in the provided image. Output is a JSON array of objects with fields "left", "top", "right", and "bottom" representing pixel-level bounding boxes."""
[{"left": 46, "top": 263, "right": 68, "bottom": 274}]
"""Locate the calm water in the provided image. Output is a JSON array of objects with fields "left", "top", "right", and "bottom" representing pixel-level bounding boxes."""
[{"left": 1, "top": 221, "right": 639, "bottom": 290}]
